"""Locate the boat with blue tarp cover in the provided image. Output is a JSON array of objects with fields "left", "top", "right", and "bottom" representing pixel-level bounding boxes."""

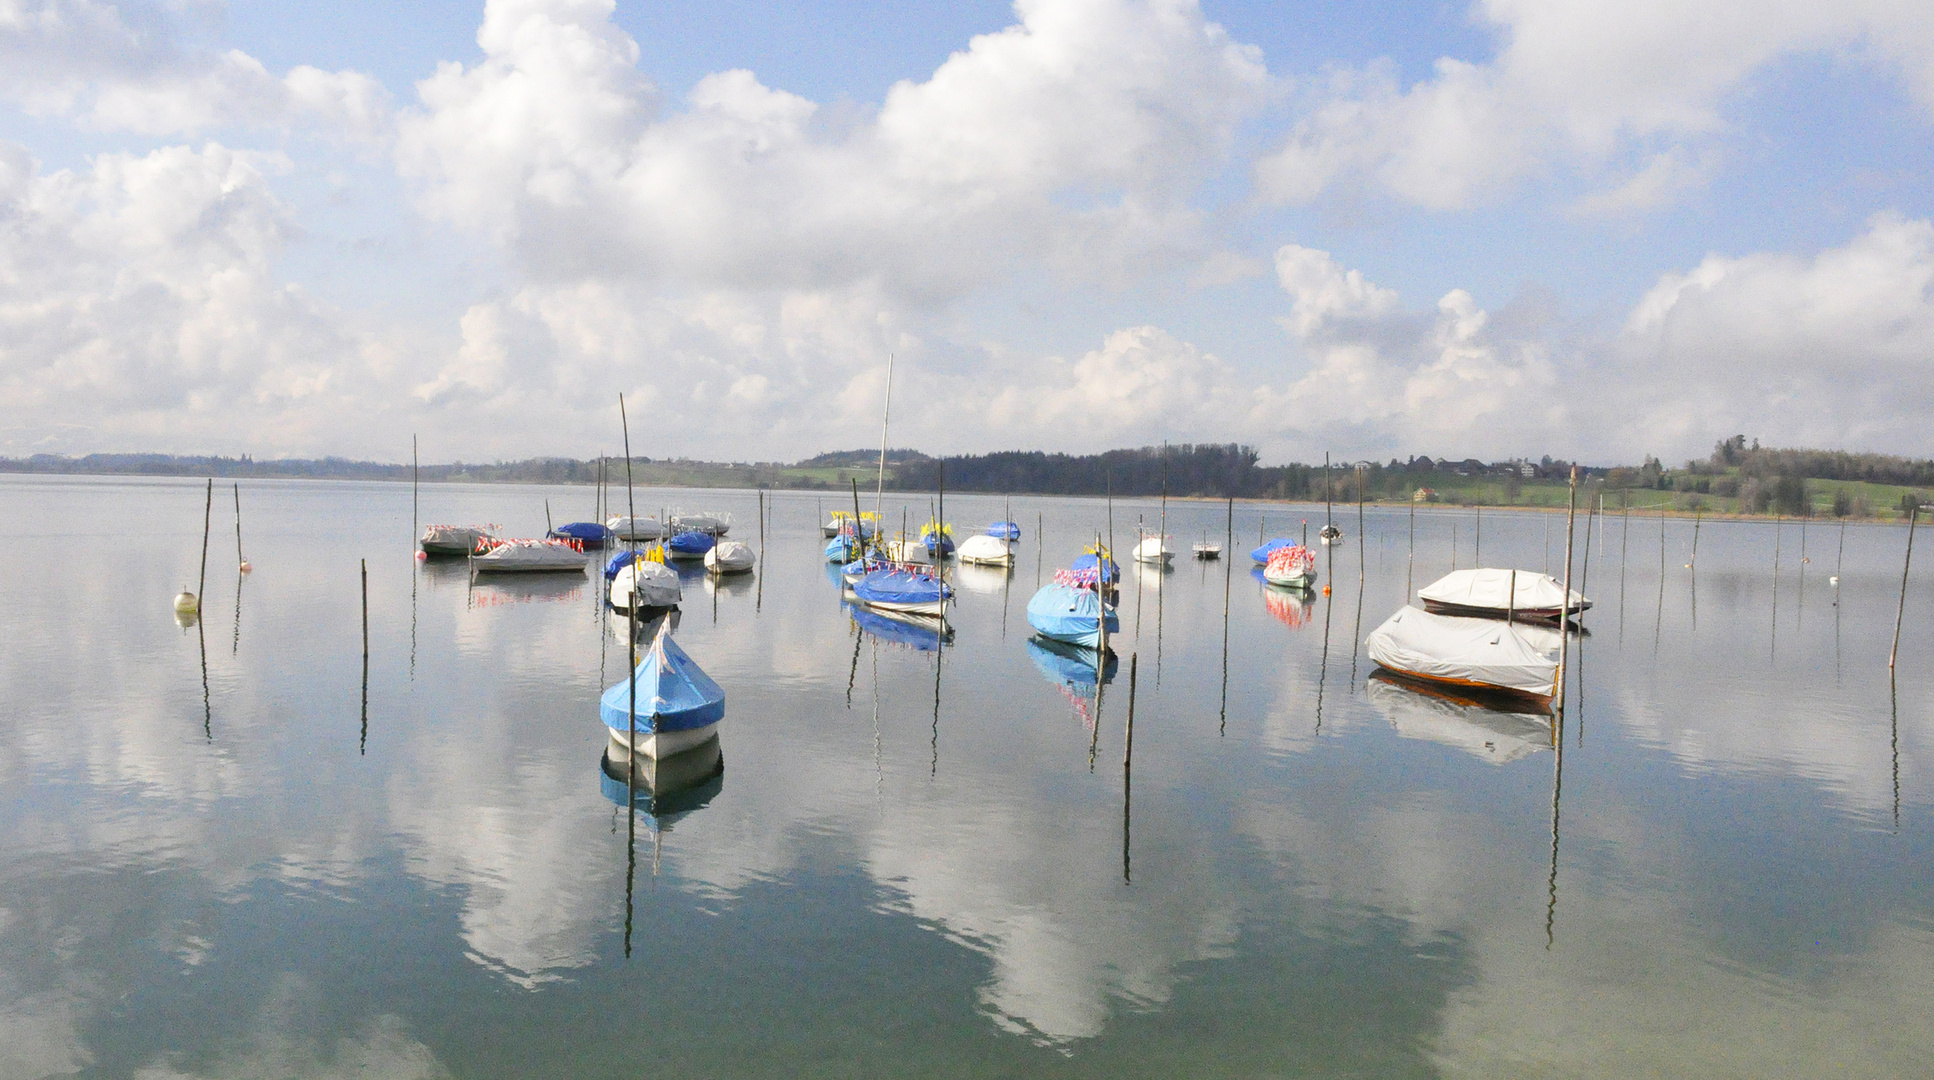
[
  {"left": 845, "top": 566, "right": 952, "bottom": 618},
  {"left": 1026, "top": 581, "right": 1119, "bottom": 648},
  {"left": 987, "top": 520, "right": 1021, "bottom": 541},
  {"left": 1251, "top": 538, "right": 1297, "bottom": 564},
  {"left": 600, "top": 622, "right": 726, "bottom": 759},
  {"left": 845, "top": 602, "right": 951, "bottom": 651},
  {"left": 666, "top": 531, "right": 716, "bottom": 560},
  {"left": 921, "top": 522, "right": 955, "bottom": 558},
  {"left": 1068, "top": 551, "right": 1120, "bottom": 585},
  {"left": 826, "top": 532, "right": 861, "bottom": 563},
  {"left": 548, "top": 521, "right": 612, "bottom": 549}
]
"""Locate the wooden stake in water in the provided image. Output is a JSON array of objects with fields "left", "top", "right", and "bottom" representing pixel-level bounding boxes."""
[
  {"left": 360, "top": 558, "right": 369, "bottom": 755},
  {"left": 1407, "top": 497, "right": 1415, "bottom": 599},
  {"left": 196, "top": 478, "right": 213, "bottom": 604},
  {"left": 1037, "top": 511, "right": 1044, "bottom": 587},
  {"left": 1123, "top": 653, "right": 1138, "bottom": 768},
  {"left": 412, "top": 434, "right": 419, "bottom": 544},
  {"left": 619, "top": 393, "right": 639, "bottom": 793},
  {"left": 1220, "top": 496, "right": 1233, "bottom": 736},
  {"left": 1474, "top": 505, "right": 1481, "bottom": 565},
  {"left": 1891, "top": 506, "right": 1919, "bottom": 669},
  {"left": 232, "top": 483, "right": 244, "bottom": 569},
  {"left": 544, "top": 499, "right": 553, "bottom": 533},
  {"left": 1357, "top": 466, "right": 1366, "bottom": 585},
  {"left": 1553, "top": 468, "right": 1578, "bottom": 713}
]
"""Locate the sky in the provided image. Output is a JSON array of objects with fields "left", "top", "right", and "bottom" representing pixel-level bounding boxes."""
[{"left": 0, "top": 0, "right": 1931, "bottom": 467}]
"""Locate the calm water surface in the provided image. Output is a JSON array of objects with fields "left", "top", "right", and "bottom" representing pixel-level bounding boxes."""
[{"left": 4, "top": 475, "right": 1933, "bottom": 1078}]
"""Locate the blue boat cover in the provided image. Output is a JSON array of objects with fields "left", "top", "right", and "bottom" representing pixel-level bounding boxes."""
[
  {"left": 1026, "top": 636, "right": 1117, "bottom": 690},
  {"left": 605, "top": 549, "right": 646, "bottom": 579},
  {"left": 667, "top": 531, "right": 716, "bottom": 556},
  {"left": 599, "top": 627, "right": 726, "bottom": 734},
  {"left": 826, "top": 534, "right": 860, "bottom": 562},
  {"left": 1067, "top": 552, "right": 1120, "bottom": 584},
  {"left": 550, "top": 521, "right": 611, "bottom": 543},
  {"left": 986, "top": 520, "right": 1021, "bottom": 540},
  {"left": 845, "top": 602, "right": 946, "bottom": 651},
  {"left": 850, "top": 568, "right": 950, "bottom": 607},
  {"left": 1026, "top": 583, "right": 1119, "bottom": 647},
  {"left": 1251, "top": 538, "right": 1296, "bottom": 564}
]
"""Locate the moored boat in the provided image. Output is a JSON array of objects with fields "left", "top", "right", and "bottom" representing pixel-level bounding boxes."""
[
  {"left": 420, "top": 524, "right": 496, "bottom": 556},
  {"left": 986, "top": 520, "right": 1022, "bottom": 541},
  {"left": 705, "top": 540, "right": 755, "bottom": 574},
  {"left": 1025, "top": 571, "right": 1120, "bottom": 649},
  {"left": 921, "top": 522, "right": 955, "bottom": 559},
  {"left": 665, "top": 531, "right": 716, "bottom": 560},
  {"left": 1262, "top": 544, "right": 1318, "bottom": 589},
  {"left": 1417, "top": 568, "right": 1590, "bottom": 623},
  {"left": 957, "top": 532, "right": 1015, "bottom": 566},
  {"left": 606, "top": 549, "right": 682, "bottom": 611},
  {"left": 1193, "top": 538, "right": 1221, "bottom": 560},
  {"left": 671, "top": 511, "right": 731, "bottom": 536},
  {"left": 1250, "top": 538, "right": 1296, "bottom": 565},
  {"left": 606, "top": 515, "right": 666, "bottom": 541},
  {"left": 600, "top": 622, "right": 726, "bottom": 760},
  {"left": 1364, "top": 605, "right": 1562, "bottom": 703},
  {"left": 548, "top": 521, "right": 612, "bottom": 549},
  {"left": 1133, "top": 533, "right": 1173, "bottom": 566},
  {"left": 469, "top": 538, "right": 589, "bottom": 573},
  {"left": 845, "top": 566, "right": 951, "bottom": 618}
]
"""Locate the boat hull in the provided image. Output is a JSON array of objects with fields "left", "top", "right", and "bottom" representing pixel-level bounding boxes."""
[
  {"left": 607, "top": 722, "right": 722, "bottom": 761},
  {"left": 842, "top": 585, "right": 947, "bottom": 618},
  {"left": 957, "top": 534, "right": 1015, "bottom": 566},
  {"left": 1364, "top": 605, "right": 1560, "bottom": 701},
  {"left": 1263, "top": 569, "right": 1317, "bottom": 589}
]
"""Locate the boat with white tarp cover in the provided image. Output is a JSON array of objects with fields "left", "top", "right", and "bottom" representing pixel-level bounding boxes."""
[
  {"left": 1417, "top": 568, "right": 1590, "bottom": 623},
  {"left": 606, "top": 515, "right": 666, "bottom": 541},
  {"left": 606, "top": 549, "right": 682, "bottom": 611},
  {"left": 705, "top": 540, "right": 755, "bottom": 574},
  {"left": 957, "top": 533, "right": 1015, "bottom": 566},
  {"left": 469, "top": 538, "right": 589, "bottom": 573},
  {"left": 1364, "top": 605, "right": 1563, "bottom": 702},
  {"left": 420, "top": 524, "right": 496, "bottom": 556}
]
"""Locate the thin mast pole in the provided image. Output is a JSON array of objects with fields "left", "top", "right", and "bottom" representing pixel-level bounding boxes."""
[{"left": 875, "top": 353, "right": 894, "bottom": 522}]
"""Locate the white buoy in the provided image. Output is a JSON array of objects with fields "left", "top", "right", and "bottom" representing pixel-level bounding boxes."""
[{"left": 174, "top": 588, "right": 199, "bottom": 614}]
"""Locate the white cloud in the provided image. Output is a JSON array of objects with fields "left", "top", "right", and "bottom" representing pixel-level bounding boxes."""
[
  {"left": 1256, "top": 0, "right": 1934, "bottom": 209},
  {"left": 0, "top": 0, "right": 390, "bottom": 140},
  {"left": 396, "top": 0, "right": 1268, "bottom": 297}
]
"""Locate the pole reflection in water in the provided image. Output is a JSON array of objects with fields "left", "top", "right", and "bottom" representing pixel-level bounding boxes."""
[
  {"left": 605, "top": 738, "right": 727, "bottom": 961},
  {"left": 1315, "top": 550, "right": 1334, "bottom": 736},
  {"left": 232, "top": 569, "right": 244, "bottom": 657},
  {"left": 1220, "top": 496, "right": 1233, "bottom": 736},
  {"left": 360, "top": 558, "right": 369, "bottom": 756},
  {"left": 1122, "top": 654, "right": 1137, "bottom": 887},
  {"left": 1547, "top": 712, "right": 1565, "bottom": 950}
]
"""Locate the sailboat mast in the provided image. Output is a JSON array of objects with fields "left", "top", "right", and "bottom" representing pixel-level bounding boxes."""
[{"left": 875, "top": 353, "right": 894, "bottom": 522}]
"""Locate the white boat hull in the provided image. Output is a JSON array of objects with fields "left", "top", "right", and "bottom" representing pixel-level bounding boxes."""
[
  {"left": 842, "top": 585, "right": 947, "bottom": 618},
  {"left": 608, "top": 722, "right": 721, "bottom": 761}
]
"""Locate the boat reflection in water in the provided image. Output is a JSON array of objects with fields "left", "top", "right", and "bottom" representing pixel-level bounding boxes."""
[
  {"left": 845, "top": 601, "right": 953, "bottom": 652},
  {"left": 1366, "top": 672, "right": 1552, "bottom": 764},
  {"left": 598, "top": 736, "right": 726, "bottom": 828},
  {"left": 1258, "top": 578, "right": 1315, "bottom": 629},
  {"left": 1027, "top": 636, "right": 1117, "bottom": 734},
  {"left": 952, "top": 562, "right": 1012, "bottom": 596},
  {"left": 470, "top": 575, "right": 586, "bottom": 607},
  {"left": 607, "top": 605, "right": 679, "bottom": 643}
]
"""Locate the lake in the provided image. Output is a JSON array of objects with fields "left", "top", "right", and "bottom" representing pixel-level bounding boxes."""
[{"left": 3, "top": 474, "right": 1930, "bottom": 1078}]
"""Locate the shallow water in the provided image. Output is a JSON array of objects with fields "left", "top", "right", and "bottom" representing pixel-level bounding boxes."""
[{"left": 3, "top": 475, "right": 1932, "bottom": 1078}]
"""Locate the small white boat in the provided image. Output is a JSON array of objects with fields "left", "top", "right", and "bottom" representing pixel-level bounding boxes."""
[
  {"left": 421, "top": 524, "right": 495, "bottom": 556},
  {"left": 1365, "top": 606, "right": 1562, "bottom": 702},
  {"left": 606, "top": 515, "right": 666, "bottom": 541},
  {"left": 1263, "top": 545, "right": 1318, "bottom": 589},
  {"left": 822, "top": 511, "right": 879, "bottom": 539},
  {"left": 704, "top": 540, "right": 755, "bottom": 574},
  {"left": 881, "top": 536, "right": 931, "bottom": 564},
  {"left": 957, "top": 533, "right": 1016, "bottom": 566},
  {"left": 1319, "top": 524, "right": 1343, "bottom": 546},
  {"left": 1418, "top": 568, "right": 1590, "bottom": 624},
  {"left": 1192, "top": 540, "right": 1221, "bottom": 560},
  {"left": 671, "top": 511, "right": 731, "bottom": 536},
  {"left": 470, "top": 539, "right": 589, "bottom": 573},
  {"left": 610, "top": 559, "right": 682, "bottom": 611},
  {"left": 1133, "top": 534, "right": 1173, "bottom": 566}
]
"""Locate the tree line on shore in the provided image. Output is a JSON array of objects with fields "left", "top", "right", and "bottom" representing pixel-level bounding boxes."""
[{"left": 6, "top": 438, "right": 1927, "bottom": 517}]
